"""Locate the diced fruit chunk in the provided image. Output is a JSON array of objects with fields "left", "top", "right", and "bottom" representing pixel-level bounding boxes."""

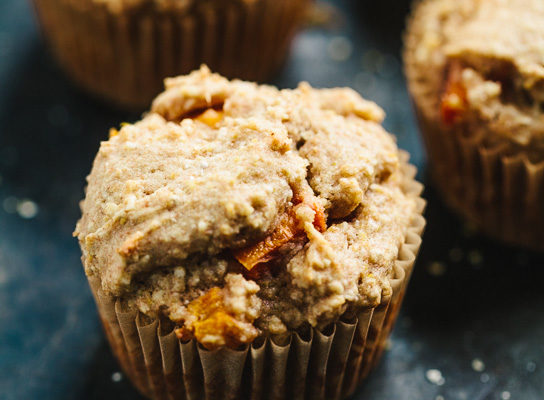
[
  {"left": 174, "top": 287, "right": 254, "bottom": 349},
  {"left": 195, "top": 108, "right": 224, "bottom": 127},
  {"left": 234, "top": 196, "right": 326, "bottom": 271},
  {"left": 441, "top": 61, "right": 467, "bottom": 125}
]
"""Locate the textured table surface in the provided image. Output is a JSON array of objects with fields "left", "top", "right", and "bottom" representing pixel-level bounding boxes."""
[{"left": 1, "top": 1, "right": 543, "bottom": 399}]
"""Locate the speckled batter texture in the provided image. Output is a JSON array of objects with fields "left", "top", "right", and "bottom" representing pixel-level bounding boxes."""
[
  {"left": 405, "top": 0, "right": 544, "bottom": 148},
  {"left": 76, "top": 66, "right": 417, "bottom": 349}
]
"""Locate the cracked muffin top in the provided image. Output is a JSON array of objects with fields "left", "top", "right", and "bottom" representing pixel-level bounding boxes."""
[
  {"left": 405, "top": 0, "right": 544, "bottom": 148},
  {"left": 75, "top": 66, "right": 418, "bottom": 349}
]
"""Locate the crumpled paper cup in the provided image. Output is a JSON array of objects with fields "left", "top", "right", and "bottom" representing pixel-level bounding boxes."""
[
  {"left": 86, "top": 158, "right": 425, "bottom": 400},
  {"left": 31, "top": 0, "right": 311, "bottom": 109}
]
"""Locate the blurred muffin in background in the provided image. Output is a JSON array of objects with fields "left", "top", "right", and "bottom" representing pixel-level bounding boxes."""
[
  {"left": 32, "top": 0, "right": 310, "bottom": 109},
  {"left": 405, "top": 0, "right": 544, "bottom": 250},
  {"left": 74, "top": 67, "right": 425, "bottom": 399}
]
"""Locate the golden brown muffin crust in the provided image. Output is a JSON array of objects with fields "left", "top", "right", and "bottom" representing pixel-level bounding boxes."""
[{"left": 76, "top": 66, "right": 417, "bottom": 348}]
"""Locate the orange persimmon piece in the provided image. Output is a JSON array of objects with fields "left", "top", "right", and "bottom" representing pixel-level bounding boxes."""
[
  {"left": 174, "top": 287, "right": 249, "bottom": 349},
  {"left": 441, "top": 61, "right": 467, "bottom": 126},
  {"left": 235, "top": 211, "right": 299, "bottom": 271},
  {"left": 234, "top": 198, "right": 326, "bottom": 271},
  {"left": 311, "top": 201, "right": 327, "bottom": 233},
  {"left": 195, "top": 108, "right": 224, "bottom": 127}
]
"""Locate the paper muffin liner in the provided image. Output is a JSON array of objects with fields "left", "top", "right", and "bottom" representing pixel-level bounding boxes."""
[
  {"left": 85, "top": 159, "right": 425, "bottom": 400},
  {"left": 412, "top": 103, "right": 544, "bottom": 251},
  {"left": 31, "top": 0, "right": 311, "bottom": 109}
]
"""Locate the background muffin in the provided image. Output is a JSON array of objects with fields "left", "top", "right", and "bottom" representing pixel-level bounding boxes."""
[
  {"left": 31, "top": 0, "right": 311, "bottom": 109},
  {"left": 405, "top": 0, "right": 544, "bottom": 250},
  {"left": 75, "top": 67, "right": 425, "bottom": 399}
]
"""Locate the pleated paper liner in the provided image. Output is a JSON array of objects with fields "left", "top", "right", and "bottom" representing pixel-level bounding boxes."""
[
  {"left": 413, "top": 103, "right": 544, "bottom": 251},
  {"left": 31, "top": 0, "right": 311, "bottom": 110},
  {"left": 85, "top": 159, "right": 425, "bottom": 400}
]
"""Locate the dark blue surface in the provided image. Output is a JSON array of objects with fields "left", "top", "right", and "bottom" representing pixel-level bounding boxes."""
[{"left": 0, "top": 1, "right": 543, "bottom": 399}]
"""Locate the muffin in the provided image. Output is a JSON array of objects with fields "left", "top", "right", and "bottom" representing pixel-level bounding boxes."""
[
  {"left": 32, "top": 0, "right": 310, "bottom": 109},
  {"left": 75, "top": 66, "right": 425, "bottom": 399},
  {"left": 405, "top": 0, "right": 544, "bottom": 250}
]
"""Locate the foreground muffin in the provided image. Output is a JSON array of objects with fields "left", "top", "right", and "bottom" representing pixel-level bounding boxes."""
[
  {"left": 32, "top": 0, "right": 310, "bottom": 109},
  {"left": 405, "top": 0, "right": 544, "bottom": 250},
  {"left": 75, "top": 67, "right": 425, "bottom": 399}
]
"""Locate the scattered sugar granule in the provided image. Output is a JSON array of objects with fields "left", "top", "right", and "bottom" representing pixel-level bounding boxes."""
[
  {"left": 426, "top": 369, "right": 445, "bottom": 386},
  {"left": 17, "top": 200, "right": 38, "bottom": 219},
  {"left": 471, "top": 358, "right": 485, "bottom": 372}
]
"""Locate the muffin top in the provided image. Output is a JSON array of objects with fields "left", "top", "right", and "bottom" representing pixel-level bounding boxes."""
[
  {"left": 75, "top": 66, "right": 417, "bottom": 349},
  {"left": 405, "top": 0, "right": 544, "bottom": 147}
]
